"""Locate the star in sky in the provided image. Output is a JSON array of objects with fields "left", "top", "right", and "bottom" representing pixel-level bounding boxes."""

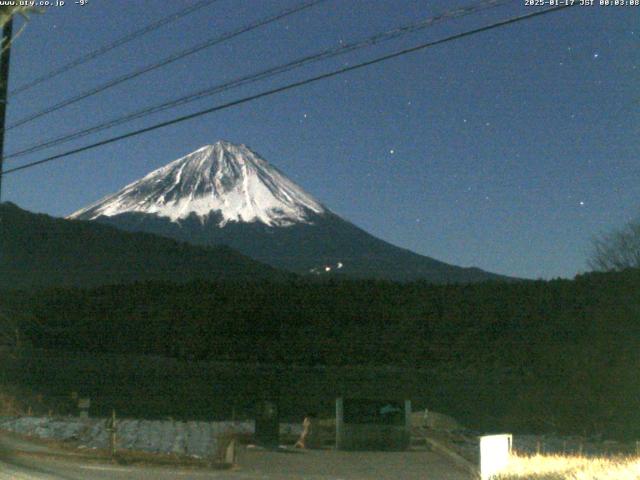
[{"left": 9, "top": 0, "right": 635, "bottom": 280}]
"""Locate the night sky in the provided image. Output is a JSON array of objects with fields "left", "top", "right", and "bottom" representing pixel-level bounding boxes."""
[{"left": 3, "top": 0, "right": 638, "bottom": 279}]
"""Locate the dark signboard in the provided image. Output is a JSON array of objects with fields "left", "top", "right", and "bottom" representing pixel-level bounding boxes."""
[
  {"left": 255, "top": 400, "right": 279, "bottom": 447},
  {"left": 343, "top": 399, "right": 405, "bottom": 425}
]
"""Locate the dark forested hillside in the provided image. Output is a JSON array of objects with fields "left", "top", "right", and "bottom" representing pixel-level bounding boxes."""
[
  {"left": 94, "top": 210, "right": 511, "bottom": 283},
  {"left": 0, "top": 202, "right": 286, "bottom": 288},
  {"left": 2, "top": 268, "right": 639, "bottom": 438}
]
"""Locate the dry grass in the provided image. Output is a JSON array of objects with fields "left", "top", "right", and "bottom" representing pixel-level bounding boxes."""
[
  {"left": 496, "top": 453, "right": 640, "bottom": 480},
  {"left": 0, "top": 391, "right": 23, "bottom": 416},
  {"left": 0, "top": 386, "right": 56, "bottom": 416}
]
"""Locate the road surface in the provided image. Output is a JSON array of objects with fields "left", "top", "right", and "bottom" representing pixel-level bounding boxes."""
[{"left": 0, "top": 432, "right": 473, "bottom": 479}]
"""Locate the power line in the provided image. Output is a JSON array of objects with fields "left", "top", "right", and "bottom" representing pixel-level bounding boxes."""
[
  {"left": 9, "top": 0, "right": 222, "bottom": 97},
  {"left": 5, "top": 0, "right": 513, "bottom": 161},
  {"left": 0, "top": 4, "right": 575, "bottom": 178},
  {"left": 4, "top": 0, "right": 326, "bottom": 131}
]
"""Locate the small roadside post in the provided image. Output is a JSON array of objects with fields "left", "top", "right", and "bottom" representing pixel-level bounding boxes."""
[
  {"left": 107, "top": 409, "right": 117, "bottom": 459},
  {"left": 78, "top": 398, "right": 90, "bottom": 420},
  {"left": 224, "top": 436, "right": 237, "bottom": 465}
]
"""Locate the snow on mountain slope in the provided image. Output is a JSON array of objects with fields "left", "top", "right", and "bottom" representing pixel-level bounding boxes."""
[
  {"left": 69, "top": 141, "right": 325, "bottom": 227},
  {"left": 67, "top": 140, "right": 512, "bottom": 283}
]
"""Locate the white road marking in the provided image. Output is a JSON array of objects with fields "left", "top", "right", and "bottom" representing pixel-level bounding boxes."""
[{"left": 79, "top": 464, "right": 135, "bottom": 472}]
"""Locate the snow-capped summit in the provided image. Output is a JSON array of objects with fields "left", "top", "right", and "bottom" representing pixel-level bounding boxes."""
[
  {"left": 69, "top": 140, "right": 510, "bottom": 283},
  {"left": 69, "top": 141, "right": 325, "bottom": 227}
]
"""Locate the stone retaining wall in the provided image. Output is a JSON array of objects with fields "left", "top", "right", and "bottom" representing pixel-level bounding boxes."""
[{"left": 0, "top": 416, "right": 302, "bottom": 457}]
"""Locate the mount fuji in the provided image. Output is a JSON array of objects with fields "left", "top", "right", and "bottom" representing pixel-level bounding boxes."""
[{"left": 70, "top": 141, "right": 507, "bottom": 283}]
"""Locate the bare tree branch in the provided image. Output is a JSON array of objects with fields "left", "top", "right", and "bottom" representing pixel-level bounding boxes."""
[{"left": 589, "top": 217, "right": 640, "bottom": 272}]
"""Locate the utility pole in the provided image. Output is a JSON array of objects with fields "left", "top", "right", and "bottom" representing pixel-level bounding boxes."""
[{"left": 0, "top": 16, "right": 13, "bottom": 201}]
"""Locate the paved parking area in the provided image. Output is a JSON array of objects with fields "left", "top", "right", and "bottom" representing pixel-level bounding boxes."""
[
  {"left": 1, "top": 431, "right": 473, "bottom": 480},
  {"left": 234, "top": 446, "right": 474, "bottom": 479}
]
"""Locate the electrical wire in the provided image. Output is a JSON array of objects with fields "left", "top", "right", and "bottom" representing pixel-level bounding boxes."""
[
  {"left": 0, "top": 4, "right": 575, "bottom": 178},
  {"left": 9, "top": 0, "right": 222, "bottom": 97},
  {"left": 4, "top": 0, "right": 327, "bottom": 131},
  {"left": 5, "top": 0, "right": 514, "bottom": 161}
]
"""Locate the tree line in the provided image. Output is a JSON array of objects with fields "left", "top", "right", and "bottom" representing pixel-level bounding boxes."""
[{"left": 2, "top": 268, "right": 639, "bottom": 438}]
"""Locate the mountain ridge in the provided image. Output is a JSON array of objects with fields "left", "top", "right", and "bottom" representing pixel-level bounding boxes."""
[
  {"left": 0, "top": 202, "right": 287, "bottom": 289},
  {"left": 70, "top": 141, "right": 513, "bottom": 283}
]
